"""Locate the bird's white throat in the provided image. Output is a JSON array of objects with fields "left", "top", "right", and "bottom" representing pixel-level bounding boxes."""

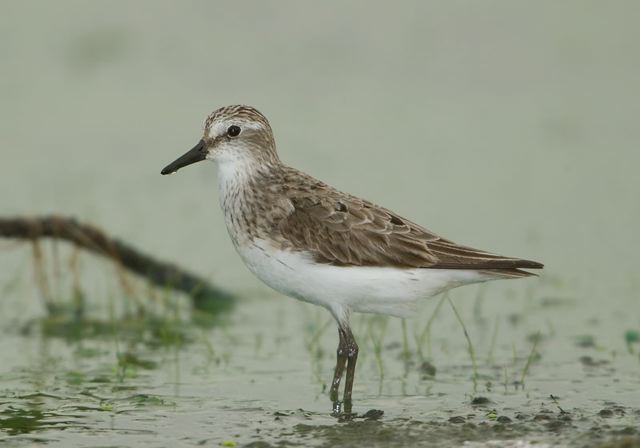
[{"left": 214, "top": 154, "right": 266, "bottom": 247}]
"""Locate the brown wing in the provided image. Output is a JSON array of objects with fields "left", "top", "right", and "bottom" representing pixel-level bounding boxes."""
[{"left": 275, "top": 192, "right": 543, "bottom": 271}]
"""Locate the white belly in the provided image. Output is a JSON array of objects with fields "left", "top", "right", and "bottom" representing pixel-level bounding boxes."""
[{"left": 235, "top": 239, "right": 488, "bottom": 324}]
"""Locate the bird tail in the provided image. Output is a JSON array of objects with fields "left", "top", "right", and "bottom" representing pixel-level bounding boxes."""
[{"left": 477, "top": 267, "right": 540, "bottom": 279}]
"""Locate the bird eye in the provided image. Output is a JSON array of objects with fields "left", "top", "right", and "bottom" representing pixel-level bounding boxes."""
[{"left": 227, "top": 125, "right": 241, "bottom": 137}]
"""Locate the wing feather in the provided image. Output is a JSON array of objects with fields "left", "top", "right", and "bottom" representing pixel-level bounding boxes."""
[{"left": 274, "top": 178, "right": 542, "bottom": 271}]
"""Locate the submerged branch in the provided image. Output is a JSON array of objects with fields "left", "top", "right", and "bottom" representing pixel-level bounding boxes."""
[{"left": 0, "top": 215, "right": 233, "bottom": 309}]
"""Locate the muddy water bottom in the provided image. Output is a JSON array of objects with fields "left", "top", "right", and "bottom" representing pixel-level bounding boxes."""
[{"left": 0, "top": 288, "right": 639, "bottom": 448}]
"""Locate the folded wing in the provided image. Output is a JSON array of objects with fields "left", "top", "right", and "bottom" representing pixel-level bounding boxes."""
[{"left": 275, "top": 191, "right": 543, "bottom": 273}]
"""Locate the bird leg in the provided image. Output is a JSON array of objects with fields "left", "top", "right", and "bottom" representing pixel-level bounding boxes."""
[
  {"left": 329, "top": 324, "right": 359, "bottom": 417},
  {"left": 329, "top": 327, "right": 348, "bottom": 416},
  {"left": 342, "top": 326, "right": 359, "bottom": 416}
]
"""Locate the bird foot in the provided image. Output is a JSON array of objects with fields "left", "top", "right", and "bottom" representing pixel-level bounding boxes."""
[{"left": 332, "top": 407, "right": 384, "bottom": 421}]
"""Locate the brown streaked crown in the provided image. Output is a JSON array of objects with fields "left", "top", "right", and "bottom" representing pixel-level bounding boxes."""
[{"left": 205, "top": 105, "right": 272, "bottom": 133}]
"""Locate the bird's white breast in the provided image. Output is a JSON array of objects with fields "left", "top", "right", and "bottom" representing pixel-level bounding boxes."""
[{"left": 234, "top": 239, "right": 488, "bottom": 324}]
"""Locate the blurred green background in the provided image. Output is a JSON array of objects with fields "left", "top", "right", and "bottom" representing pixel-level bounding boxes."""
[
  {"left": 2, "top": 0, "right": 639, "bottom": 296},
  {"left": 1, "top": 2, "right": 639, "bottom": 447}
]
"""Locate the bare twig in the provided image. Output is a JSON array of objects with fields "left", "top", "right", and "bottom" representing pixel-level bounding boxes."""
[{"left": 0, "top": 215, "right": 233, "bottom": 309}]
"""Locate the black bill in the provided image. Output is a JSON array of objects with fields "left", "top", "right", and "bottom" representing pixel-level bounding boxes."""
[{"left": 161, "top": 139, "right": 207, "bottom": 175}]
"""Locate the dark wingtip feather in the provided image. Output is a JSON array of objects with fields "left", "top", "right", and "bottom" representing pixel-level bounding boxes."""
[
  {"left": 431, "top": 258, "right": 544, "bottom": 271},
  {"left": 517, "top": 259, "right": 544, "bottom": 270}
]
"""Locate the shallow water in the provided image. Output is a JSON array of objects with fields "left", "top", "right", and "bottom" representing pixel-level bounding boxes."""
[
  {"left": 1, "top": 275, "right": 639, "bottom": 447},
  {"left": 1, "top": 1, "right": 640, "bottom": 447}
]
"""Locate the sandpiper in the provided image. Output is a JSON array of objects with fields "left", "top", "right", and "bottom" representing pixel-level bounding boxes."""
[{"left": 161, "top": 105, "right": 543, "bottom": 416}]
